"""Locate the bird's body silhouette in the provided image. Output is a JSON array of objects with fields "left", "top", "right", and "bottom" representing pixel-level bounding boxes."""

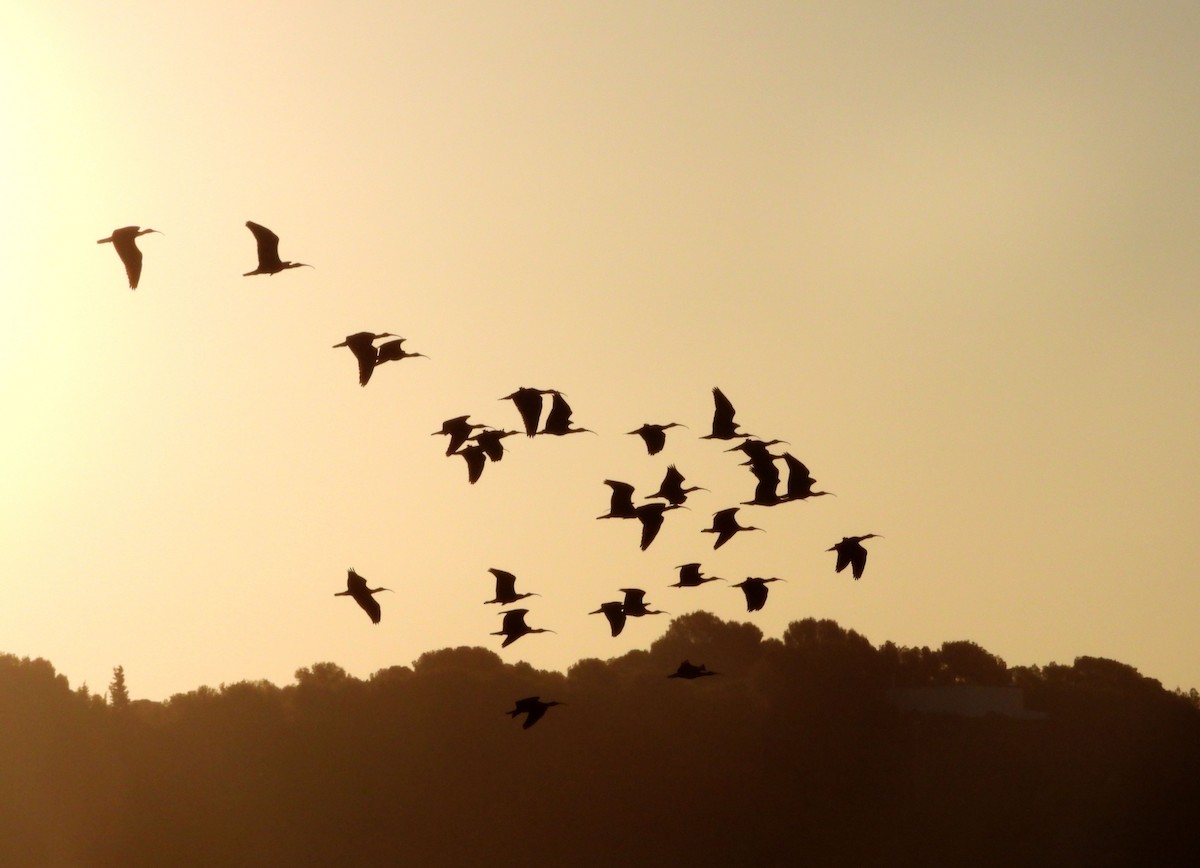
[
  {"left": 620, "top": 587, "right": 667, "bottom": 617},
  {"left": 501, "top": 387, "right": 559, "bottom": 437},
  {"left": 702, "top": 388, "right": 751, "bottom": 440},
  {"left": 733, "top": 576, "right": 785, "bottom": 612},
  {"left": 485, "top": 568, "right": 539, "bottom": 605},
  {"left": 669, "top": 660, "right": 718, "bottom": 679},
  {"left": 703, "top": 507, "right": 763, "bottom": 549},
  {"left": 456, "top": 443, "right": 488, "bottom": 484},
  {"left": 540, "top": 393, "right": 593, "bottom": 436},
  {"left": 375, "top": 337, "right": 428, "bottom": 365},
  {"left": 333, "top": 332, "right": 396, "bottom": 386},
  {"left": 727, "top": 438, "right": 788, "bottom": 460},
  {"left": 627, "top": 423, "right": 685, "bottom": 456},
  {"left": 648, "top": 465, "right": 706, "bottom": 505},
  {"left": 828, "top": 534, "right": 882, "bottom": 579},
  {"left": 589, "top": 601, "right": 627, "bottom": 636},
  {"left": 634, "top": 502, "right": 682, "bottom": 550},
  {"left": 243, "top": 221, "right": 312, "bottom": 276},
  {"left": 472, "top": 428, "right": 519, "bottom": 462},
  {"left": 507, "top": 696, "right": 563, "bottom": 729},
  {"left": 742, "top": 475, "right": 783, "bottom": 507},
  {"left": 598, "top": 480, "right": 638, "bottom": 519},
  {"left": 433, "top": 416, "right": 488, "bottom": 455},
  {"left": 492, "top": 608, "right": 554, "bottom": 647},
  {"left": 671, "top": 563, "right": 725, "bottom": 588},
  {"left": 97, "top": 226, "right": 160, "bottom": 289},
  {"left": 780, "top": 454, "right": 833, "bottom": 502},
  {"left": 334, "top": 569, "right": 391, "bottom": 624}
]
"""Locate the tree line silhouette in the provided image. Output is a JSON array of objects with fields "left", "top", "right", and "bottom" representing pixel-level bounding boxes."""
[{"left": 2, "top": 613, "right": 1197, "bottom": 867}]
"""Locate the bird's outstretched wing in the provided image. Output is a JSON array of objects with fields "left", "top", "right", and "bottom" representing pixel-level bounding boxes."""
[
  {"left": 246, "top": 221, "right": 282, "bottom": 270},
  {"left": 357, "top": 594, "right": 382, "bottom": 624}
]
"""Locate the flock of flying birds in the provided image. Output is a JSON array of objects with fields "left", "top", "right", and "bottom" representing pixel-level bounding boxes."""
[{"left": 98, "top": 221, "right": 882, "bottom": 729}]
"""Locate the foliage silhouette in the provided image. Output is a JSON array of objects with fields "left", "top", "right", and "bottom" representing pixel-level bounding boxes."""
[{"left": 1, "top": 618, "right": 1199, "bottom": 866}]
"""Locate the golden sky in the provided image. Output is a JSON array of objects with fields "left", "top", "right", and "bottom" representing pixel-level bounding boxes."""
[{"left": 1, "top": 1, "right": 1197, "bottom": 700}]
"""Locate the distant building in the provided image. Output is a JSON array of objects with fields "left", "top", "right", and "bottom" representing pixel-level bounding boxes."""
[{"left": 885, "top": 685, "right": 1046, "bottom": 720}]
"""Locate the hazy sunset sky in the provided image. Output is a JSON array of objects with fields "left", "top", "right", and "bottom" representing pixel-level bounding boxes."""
[{"left": 2, "top": 1, "right": 1197, "bottom": 701}]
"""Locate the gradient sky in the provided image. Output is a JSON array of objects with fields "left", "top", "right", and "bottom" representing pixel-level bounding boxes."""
[{"left": 2, "top": 1, "right": 1197, "bottom": 701}]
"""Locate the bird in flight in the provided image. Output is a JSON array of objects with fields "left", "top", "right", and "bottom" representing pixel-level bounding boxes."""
[
  {"left": 334, "top": 569, "right": 392, "bottom": 624},
  {"left": 647, "top": 465, "right": 706, "bottom": 506},
  {"left": 97, "top": 226, "right": 160, "bottom": 289},
  {"left": 670, "top": 563, "right": 725, "bottom": 588},
  {"left": 507, "top": 696, "right": 564, "bottom": 729},
  {"left": 619, "top": 588, "right": 667, "bottom": 618},
  {"left": 485, "top": 568, "right": 539, "bottom": 605},
  {"left": 456, "top": 442, "right": 489, "bottom": 484},
  {"left": 738, "top": 443, "right": 785, "bottom": 506},
  {"left": 492, "top": 608, "right": 554, "bottom": 647},
  {"left": 627, "top": 422, "right": 685, "bottom": 456},
  {"left": 501, "top": 387, "right": 560, "bottom": 437},
  {"left": 779, "top": 454, "right": 833, "bottom": 503},
  {"left": 589, "top": 600, "right": 627, "bottom": 637},
  {"left": 432, "top": 416, "right": 489, "bottom": 456},
  {"left": 732, "top": 576, "right": 786, "bottom": 612},
  {"left": 828, "top": 534, "right": 882, "bottom": 579},
  {"left": 375, "top": 337, "right": 428, "bottom": 366},
  {"left": 471, "top": 428, "right": 519, "bottom": 462},
  {"left": 333, "top": 332, "right": 396, "bottom": 386},
  {"left": 702, "top": 507, "right": 763, "bottom": 549},
  {"left": 668, "top": 660, "right": 718, "bottom": 679},
  {"left": 243, "top": 221, "right": 312, "bottom": 276},
  {"left": 701, "top": 388, "right": 751, "bottom": 441},
  {"left": 598, "top": 480, "right": 638, "bottom": 520},
  {"left": 540, "top": 393, "right": 593, "bottom": 436},
  {"left": 634, "top": 502, "right": 683, "bottom": 550}
]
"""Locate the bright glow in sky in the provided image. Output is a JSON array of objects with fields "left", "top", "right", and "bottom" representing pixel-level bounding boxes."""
[{"left": 1, "top": 2, "right": 1198, "bottom": 700}]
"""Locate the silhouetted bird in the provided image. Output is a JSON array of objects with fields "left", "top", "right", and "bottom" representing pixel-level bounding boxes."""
[
  {"left": 620, "top": 588, "right": 667, "bottom": 617},
  {"left": 828, "top": 534, "right": 882, "bottom": 579},
  {"left": 97, "top": 226, "right": 160, "bottom": 289},
  {"left": 627, "top": 422, "right": 685, "bottom": 456},
  {"left": 375, "top": 337, "right": 428, "bottom": 365},
  {"left": 472, "top": 428, "right": 520, "bottom": 462},
  {"left": 742, "top": 475, "right": 783, "bottom": 507},
  {"left": 598, "top": 480, "right": 638, "bottom": 519},
  {"left": 334, "top": 569, "right": 391, "bottom": 624},
  {"left": 780, "top": 454, "right": 834, "bottom": 502},
  {"left": 729, "top": 444, "right": 787, "bottom": 499},
  {"left": 433, "top": 416, "right": 488, "bottom": 456},
  {"left": 702, "top": 507, "right": 763, "bottom": 549},
  {"left": 702, "top": 388, "right": 751, "bottom": 440},
  {"left": 492, "top": 608, "right": 554, "bottom": 647},
  {"left": 732, "top": 576, "right": 785, "bottom": 612},
  {"left": 648, "top": 465, "right": 706, "bottom": 506},
  {"left": 507, "top": 696, "right": 563, "bottom": 729},
  {"left": 634, "top": 502, "right": 683, "bottom": 550},
  {"left": 670, "top": 563, "right": 725, "bottom": 588},
  {"left": 541, "top": 392, "right": 593, "bottom": 436},
  {"left": 501, "top": 387, "right": 560, "bottom": 437},
  {"left": 243, "top": 221, "right": 312, "bottom": 276},
  {"left": 456, "top": 443, "right": 488, "bottom": 484},
  {"left": 668, "top": 660, "right": 718, "bottom": 679},
  {"left": 589, "top": 601, "right": 627, "bottom": 637},
  {"left": 485, "top": 568, "right": 539, "bottom": 605},
  {"left": 333, "top": 332, "right": 396, "bottom": 386},
  {"left": 726, "top": 438, "right": 788, "bottom": 460}
]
